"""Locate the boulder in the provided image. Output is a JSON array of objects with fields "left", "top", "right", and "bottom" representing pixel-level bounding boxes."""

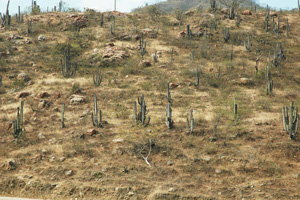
[
  {"left": 241, "top": 10, "right": 252, "bottom": 15},
  {"left": 87, "top": 129, "right": 97, "bottom": 136},
  {"left": 37, "top": 92, "right": 50, "bottom": 98},
  {"left": 70, "top": 95, "right": 85, "bottom": 104},
  {"left": 17, "top": 73, "right": 30, "bottom": 82},
  {"left": 139, "top": 60, "right": 151, "bottom": 68},
  {"left": 38, "top": 35, "right": 46, "bottom": 41},
  {"left": 17, "top": 92, "right": 30, "bottom": 98},
  {"left": 178, "top": 31, "right": 185, "bottom": 38}
]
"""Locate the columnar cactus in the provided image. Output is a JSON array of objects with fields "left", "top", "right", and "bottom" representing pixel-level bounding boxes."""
[
  {"left": 187, "top": 24, "right": 191, "bottom": 39},
  {"left": 230, "top": 45, "right": 233, "bottom": 61},
  {"left": 190, "top": 50, "right": 194, "bottom": 62},
  {"left": 265, "top": 65, "right": 273, "bottom": 95},
  {"left": 265, "top": 5, "right": 270, "bottom": 32},
  {"left": 186, "top": 109, "right": 194, "bottom": 134},
  {"left": 60, "top": 43, "right": 77, "bottom": 78},
  {"left": 93, "top": 66, "right": 102, "bottom": 87},
  {"left": 134, "top": 94, "right": 150, "bottom": 127},
  {"left": 27, "top": 20, "right": 32, "bottom": 34},
  {"left": 0, "top": 74, "right": 2, "bottom": 87},
  {"left": 234, "top": 98, "right": 238, "bottom": 122},
  {"left": 140, "top": 33, "right": 146, "bottom": 58},
  {"left": 195, "top": 66, "right": 200, "bottom": 86},
  {"left": 91, "top": 93, "right": 103, "bottom": 128},
  {"left": 153, "top": 50, "right": 158, "bottom": 62},
  {"left": 210, "top": 0, "right": 217, "bottom": 12},
  {"left": 269, "top": 43, "right": 285, "bottom": 68},
  {"left": 286, "top": 19, "right": 289, "bottom": 37},
  {"left": 111, "top": 16, "right": 115, "bottom": 35},
  {"left": 235, "top": 13, "right": 241, "bottom": 27},
  {"left": 282, "top": 102, "right": 299, "bottom": 139},
  {"left": 170, "top": 48, "right": 174, "bottom": 64},
  {"left": 223, "top": 27, "right": 230, "bottom": 43},
  {"left": 166, "top": 104, "right": 174, "bottom": 129},
  {"left": 100, "top": 13, "right": 104, "bottom": 27},
  {"left": 166, "top": 82, "right": 172, "bottom": 104},
  {"left": 73, "top": 22, "right": 80, "bottom": 33},
  {"left": 61, "top": 103, "right": 65, "bottom": 128},
  {"left": 228, "top": 5, "right": 235, "bottom": 20},
  {"left": 12, "top": 101, "right": 24, "bottom": 139}
]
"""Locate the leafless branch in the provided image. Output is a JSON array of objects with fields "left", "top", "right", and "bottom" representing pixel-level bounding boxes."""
[{"left": 139, "top": 139, "right": 152, "bottom": 167}]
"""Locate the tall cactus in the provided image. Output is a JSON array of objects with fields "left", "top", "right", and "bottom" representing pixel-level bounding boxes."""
[
  {"left": 235, "top": 13, "right": 241, "bottom": 27},
  {"left": 111, "top": 16, "right": 115, "bottom": 35},
  {"left": 134, "top": 94, "right": 150, "bottom": 127},
  {"left": 100, "top": 13, "right": 104, "bottom": 27},
  {"left": 60, "top": 43, "right": 77, "bottom": 78},
  {"left": 282, "top": 102, "right": 299, "bottom": 139},
  {"left": 166, "top": 82, "right": 172, "bottom": 104},
  {"left": 91, "top": 93, "right": 103, "bottom": 128},
  {"left": 195, "top": 66, "right": 200, "bottom": 86},
  {"left": 286, "top": 18, "right": 289, "bottom": 37},
  {"left": 93, "top": 66, "right": 102, "bottom": 87},
  {"left": 170, "top": 48, "right": 174, "bottom": 64},
  {"left": 186, "top": 109, "right": 194, "bottom": 134},
  {"left": 190, "top": 50, "right": 194, "bottom": 62},
  {"left": 12, "top": 101, "right": 24, "bottom": 139},
  {"left": 27, "top": 19, "right": 32, "bottom": 34},
  {"left": 153, "top": 50, "right": 158, "bottom": 62},
  {"left": 265, "top": 64, "right": 273, "bottom": 95},
  {"left": 234, "top": 98, "right": 238, "bottom": 122},
  {"left": 166, "top": 104, "right": 174, "bottom": 129},
  {"left": 139, "top": 33, "right": 146, "bottom": 58},
  {"left": 223, "top": 27, "right": 230, "bottom": 43},
  {"left": 61, "top": 103, "right": 65, "bottom": 128}
]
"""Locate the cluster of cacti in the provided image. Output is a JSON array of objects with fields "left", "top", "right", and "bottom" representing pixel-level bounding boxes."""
[
  {"left": 60, "top": 43, "right": 77, "bottom": 78},
  {"left": 223, "top": 27, "right": 230, "bottom": 43},
  {"left": 100, "top": 13, "right": 104, "bottom": 27},
  {"left": 91, "top": 93, "right": 103, "bottom": 128},
  {"left": 61, "top": 103, "right": 65, "bottom": 128},
  {"left": 73, "top": 22, "right": 80, "bottom": 33},
  {"left": 111, "top": 16, "right": 115, "bottom": 35},
  {"left": 140, "top": 33, "right": 146, "bottom": 58},
  {"left": 58, "top": 0, "right": 62, "bottom": 12},
  {"left": 282, "top": 102, "right": 299, "bottom": 139},
  {"left": 15, "top": 6, "right": 23, "bottom": 23},
  {"left": 31, "top": 0, "right": 41, "bottom": 15},
  {"left": 234, "top": 98, "right": 238, "bottom": 122},
  {"left": 134, "top": 94, "right": 150, "bottom": 127},
  {"left": 235, "top": 13, "right": 241, "bottom": 27},
  {"left": 195, "top": 66, "right": 200, "bottom": 86},
  {"left": 27, "top": 20, "right": 32, "bottom": 34},
  {"left": 228, "top": 3, "right": 235, "bottom": 20},
  {"left": 166, "top": 82, "right": 172, "bottom": 104},
  {"left": 186, "top": 109, "right": 194, "bottom": 134},
  {"left": 269, "top": 43, "right": 285, "bottom": 68},
  {"left": 210, "top": 0, "right": 217, "bottom": 12},
  {"left": 93, "top": 67, "right": 102, "bottom": 87},
  {"left": 265, "top": 64, "right": 273, "bottom": 95},
  {"left": 12, "top": 101, "right": 24, "bottom": 139},
  {"left": 166, "top": 104, "right": 174, "bottom": 129},
  {"left": 1, "top": 0, "right": 11, "bottom": 27},
  {"left": 153, "top": 50, "right": 158, "bottom": 62}
]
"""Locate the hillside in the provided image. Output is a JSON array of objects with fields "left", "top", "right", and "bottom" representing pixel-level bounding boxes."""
[
  {"left": 1, "top": 6, "right": 300, "bottom": 200},
  {"left": 136, "top": 0, "right": 262, "bottom": 12}
]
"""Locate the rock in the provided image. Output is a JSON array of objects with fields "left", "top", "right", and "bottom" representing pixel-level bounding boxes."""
[
  {"left": 215, "top": 169, "right": 221, "bottom": 174},
  {"left": 209, "top": 137, "right": 217, "bottom": 142},
  {"left": 37, "top": 133, "right": 45, "bottom": 139},
  {"left": 184, "top": 10, "right": 194, "bottom": 16},
  {"left": 25, "top": 38, "right": 32, "bottom": 44},
  {"left": 128, "top": 191, "right": 134, "bottom": 196},
  {"left": 17, "top": 92, "right": 30, "bottom": 98},
  {"left": 52, "top": 93, "right": 61, "bottom": 99},
  {"left": 167, "top": 160, "right": 173, "bottom": 166},
  {"left": 193, "top": 31, "right": 203, "bottom": 37},
  {"left": 65, "top": 170, "right": 73, "bottom": 176},
  {"left": 38, "top": 99, "right": 50, "bottom": 109},
  {"left": 139, "top": 60, "right": 151, "bottom": 68},
  {"left": 59, "top": 157, "right": 66, "bottom": 162},
  {"left": 38, "top": 35, "right": 46, "bottom": 41},
  {"left": 37, "top": 92, "right": 50, "bottom": 98},
  {"left": 7, "top": 160, "right": 17, "bottom": 170},
  {"left": 237, "top": 78, "right": 253, "bottom": 85},
  {"left": 17, "top": 73, "right": 30, "bottom": 82},
  {"left": 9, "top": 74, "right": 16, "bottom": 79},
  {"left": 7, "top": 123, "right": 12, "bottom": 131},
  {"left": 113, "top": 138, "right": 124, "bottom": 143},
  {"left": 87, "top": 129, "right": 97, "bottom": 136},
  {"left": 178, "top": 31, "right": 185, "bottom": 38},
  {"left": 142, "top": 28, "right": 157, "bottom": 38},
  {"left": 169, "top": 83, "right": 178, "bottom": 89},
  {"left": 241, "top": 10, "right": 252, "bottom": 15},
  {"left": 169, "top": 188, "right": 176, "bottom": 192},
  {"left": 270, "top": 12, "right": 277, "bottom": 17},
  {"left": 70, "top": 95, "right": 85, "bottom": 104},
  {"left": 221, "top": 8, "right": 229, "bottom": 14}
]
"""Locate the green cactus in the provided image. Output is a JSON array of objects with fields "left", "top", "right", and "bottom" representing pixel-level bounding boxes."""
[
  {"left": 234, "top": 98, "right": 238, "bottom": 122},
  {"left": 166, "top": 104, "right": 174, "bottom": 129},
  {"left": 223, "top": 27, "right": 230, "bottom": 43},
  {"left": 170, "top": 48, "right": 174, "bottom": 64},
  {"left": 60, "top": 43, "right": 77, "bottom": 78},
  {"left": 186, "top": 109, "right": 194, "bottom": 134},
  {"left": 134, "top": 94, "right": 150, "bottom": 127},
  {"left": 93, "top": 66, "right": 102, "bottom": 87},
  {"left": 265, "top": 65, "right": 273, "bottom": 95},
  {"left": 100, "top": 13, "right": 104, "bottom": 27},
  {"left": 91, "top": 93, "right": 103, "bottom": 128},
  {"left": 153, "top": 50, "right": 158, "bottom": 62},
  {"left": 195, "top": 67, "right": 200, "bottom": 86},
  {"left": 12, "top": 101, "right": 24, "bottom": 139},
  {"left": 286, "top": 18, "right": 289, "bottom": 37},
  {"left": 166, "top": 82, "right": 172, "bottom": 104},
  {"left": 282, "top": 102, "right": 299, "bottom": 139},
  {"left": 235, "top": 13, "right": 241, "bottom": 27},
  {"left": 61, "top": 103, "right": 65, "bottom": 128}
]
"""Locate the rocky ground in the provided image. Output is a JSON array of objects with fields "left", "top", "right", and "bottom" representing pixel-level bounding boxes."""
[{"left": 1, "top": 8, "right": 300, "bottom": 200}]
